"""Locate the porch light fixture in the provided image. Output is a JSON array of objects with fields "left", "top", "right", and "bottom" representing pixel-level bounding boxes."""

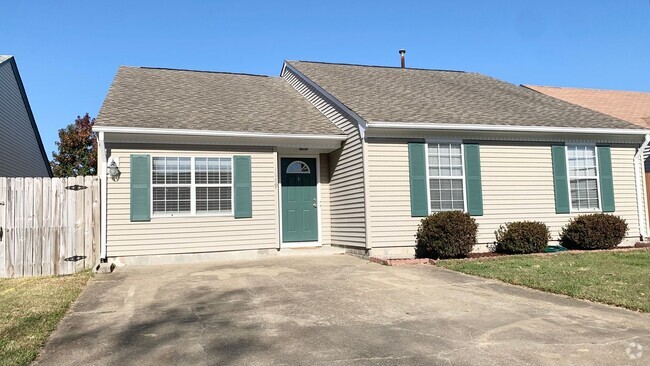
[{"left": 107, "top": 159, "right": 121, "bottom": 182}]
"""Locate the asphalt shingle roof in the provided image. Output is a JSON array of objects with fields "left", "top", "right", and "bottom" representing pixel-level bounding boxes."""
[
  {"left": 525, "top": 85, "right": 650, "bottom": 128},
  {"left": 288, "top": 61, "right": 643, "bottom": 130},
  {"left": 96, "top": 66, "right": 343, "bottom": 136}
]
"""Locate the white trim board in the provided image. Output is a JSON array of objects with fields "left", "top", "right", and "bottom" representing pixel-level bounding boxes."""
[
  {"left": 94, "top": 126, "right": 346, "bottom": 151},
  {"left": 99, "top": 131, "right": 108, "bottom": 260},
  {"left": 367, "top": 121, "right": 650, "bottom": 136},
  {"left": 93, "top": 126, "right": 348, "bottom": 140}
]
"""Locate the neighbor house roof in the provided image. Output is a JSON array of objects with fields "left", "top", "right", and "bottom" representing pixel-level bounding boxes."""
[
  {"left": 524, "top": 85, "right": 650, "bottom": 128},
  {"left": 286, "top": 61, "right": 643, "bottom": 130},
  {"left": 96, "top": 66, "right": 343, "bottom": 136},
  {"left": 0, "top": 55, "right": 52, "bottom": 177}
]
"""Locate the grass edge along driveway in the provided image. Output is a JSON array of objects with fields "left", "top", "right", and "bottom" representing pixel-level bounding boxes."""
[
  {"left": 0, "top": 271, "right": 92, "bottom": 366},
  {"left": 438, "top": 249, "right": 650, "bottom": 312}
]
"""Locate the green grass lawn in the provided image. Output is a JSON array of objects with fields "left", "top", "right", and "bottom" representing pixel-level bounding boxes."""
[
  {"left": 0, "top": 271, "right": 92, "bottom": 366},
  {"left": 438, "top": 249, "right": 650, "bottom": 312}
]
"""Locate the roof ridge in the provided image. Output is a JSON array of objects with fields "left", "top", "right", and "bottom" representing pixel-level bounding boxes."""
[
  {"left": 288, "top": 60, "right": 466, "bottom": 73},
  {"left": 525, "top": 84, "right": 650, "bottom": 94},
  {"left": 133, "top": 66, "right": 270, "bottom": 78}
]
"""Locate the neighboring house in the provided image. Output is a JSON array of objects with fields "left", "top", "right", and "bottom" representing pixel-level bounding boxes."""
[
  {"left": 94, "top": 61, "right": 649, "bottom": 263},
  {"left": 0, "top": 55, "right": 51, "bottom": 177},
  {"left": 525, "top": 85, "right": 650, "bottom": 215},
  {"left": 523, "top": 86, "right": 650, "bottom": 128}
]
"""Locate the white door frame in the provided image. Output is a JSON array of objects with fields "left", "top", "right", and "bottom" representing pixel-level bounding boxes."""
[{"left": 278, "top": 154, "right": 322, "bottom": 248}]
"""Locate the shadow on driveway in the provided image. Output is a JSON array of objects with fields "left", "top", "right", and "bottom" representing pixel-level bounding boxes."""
[{"left": 34, "top": 255, "right": 650, "bottom": 365}]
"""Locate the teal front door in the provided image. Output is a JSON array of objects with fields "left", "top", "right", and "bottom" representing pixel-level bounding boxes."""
[{"left": 281, "top": 158, "right": 318, "bottom": 242}]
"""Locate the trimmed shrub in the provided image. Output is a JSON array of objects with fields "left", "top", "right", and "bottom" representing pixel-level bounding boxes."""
[
  {"left": 560, "top": 213, "right": 628, "bottom": 250},
  {"left": 494, "top": 221, "right": 550, "bottom": 254},
  {"left": 415, "top": 211, "right": 478, "bottom": 259}
]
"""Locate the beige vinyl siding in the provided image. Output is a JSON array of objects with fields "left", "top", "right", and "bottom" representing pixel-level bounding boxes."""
[
  {"left": 0, "top": 60, "right": 49, "bottom": 177},
  {"left": 367, "top": 141, "right": 644, "bottom": 248},
  {"left": 283, "top": 69, "right": 367, "bottom": 247},
  {"left": 105, "top": 147, "right": 278, "bottom": 257},
  {"left": 319, "top": 153, "right": 332, "bottom": 245}
]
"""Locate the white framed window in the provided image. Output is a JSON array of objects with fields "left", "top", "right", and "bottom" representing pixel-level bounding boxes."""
[
  {"left": 152, "top": 157, "right": 191, "bottom": 215},
  {"left": 427, "top": 142, "right": 466, "bottom": 213},
  {"left": 151, "top": 156, "right": 233, "bottom": 216},
  {"left": 566, "top": 145, "right": 600, "bottom": 211},
  {"left": 195, "top": 157, "right": 233, "bottom": 214}
]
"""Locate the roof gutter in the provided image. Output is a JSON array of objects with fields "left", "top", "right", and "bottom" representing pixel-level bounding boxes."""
[
  {"left": 92, "top": 126, "right": 347, "bottom": 141},
  {"left": 367, "top": 121, "right": 650, "bottom": 136}
]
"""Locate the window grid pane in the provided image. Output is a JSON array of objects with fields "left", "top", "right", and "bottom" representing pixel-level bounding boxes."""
[
  {"left": 195, "top": 186, "right": 233, "bottom": 214},
  {"left": 428, "top": 143, "right": 464, "bottom": 213},
  {"left": 152, "top": 187, "right": 191, "bottom": 214},
  {"left": 567, "top": 146, "right": 599, "bottom": 210}
]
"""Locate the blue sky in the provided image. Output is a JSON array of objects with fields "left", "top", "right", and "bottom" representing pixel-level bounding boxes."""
[{"left": 1, "top": 0, "right": 649, "bottom": 158}]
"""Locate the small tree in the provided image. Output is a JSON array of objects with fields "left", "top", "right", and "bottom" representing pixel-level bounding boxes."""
[{"left": 51, "top": 114, "right": 97, "bottom": 177}]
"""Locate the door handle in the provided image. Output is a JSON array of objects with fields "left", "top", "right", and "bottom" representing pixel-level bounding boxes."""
[{"left": 313, "top": 198, "right": 317, "bottom": 208}]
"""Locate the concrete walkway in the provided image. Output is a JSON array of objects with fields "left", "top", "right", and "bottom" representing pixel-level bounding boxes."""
[{"left": 35, "top": 255, "right": 649, "bottom": 365}]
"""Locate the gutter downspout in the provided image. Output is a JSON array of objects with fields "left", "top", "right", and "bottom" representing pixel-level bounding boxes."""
[
  {"left": 633, "top": 133, "right": 650, "bottom": 240},
  {"left": 98, "top": 131, "right": 108, "bottom": 260}
]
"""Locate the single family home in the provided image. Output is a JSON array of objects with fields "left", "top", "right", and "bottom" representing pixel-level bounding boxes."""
[
  {"left": 94, "top": 60, "right": 649, "bottom": 264},
  {"left": 0, "top": 55, "right": 51, "bottom": 177}
]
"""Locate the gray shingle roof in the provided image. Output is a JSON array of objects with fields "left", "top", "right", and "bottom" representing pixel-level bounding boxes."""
[
  {"left": 288, "top": 61, "right": 643, "bottom": 130},
  {"left": 96, "top": 66, "right": 343, "bottom": 136}
]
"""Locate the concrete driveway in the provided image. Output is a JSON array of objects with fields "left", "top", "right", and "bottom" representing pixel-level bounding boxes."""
[{"left": 35, "top": 255, "right": 649, "bottom": 365}]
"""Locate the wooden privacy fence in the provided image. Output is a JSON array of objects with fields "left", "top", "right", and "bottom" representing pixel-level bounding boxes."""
[{"left": 0, "top": 176, "right": 100, "bottom": 278}]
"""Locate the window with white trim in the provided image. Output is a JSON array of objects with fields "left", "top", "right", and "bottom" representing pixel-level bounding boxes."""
[
  {"left": 151, "top": 156, "right": 233, "bottom": 216},
  {"left": 567, "top": 145, "right": 600, "bottom": 210},
  {"left": 427, "top": 142, "right": 465, "bottom": 212},
  {"left": 195, "top": 157, "right": 232, "bottom": 213},
  {"left": 152, "top": 157, "right": 191, "bottom": 214}
]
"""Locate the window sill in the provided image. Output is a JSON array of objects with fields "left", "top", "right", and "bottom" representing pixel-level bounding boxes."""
[{"left": 569, "top": 208, "right": 602, "bottom": 213}]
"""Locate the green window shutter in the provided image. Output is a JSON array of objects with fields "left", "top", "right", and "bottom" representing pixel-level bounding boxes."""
[
  {"left": 130, "top": 154, "right": 151, "bottom": 222},
  {"left": 234, "top": 155, "right": 252, "bottom": 218},
  {"left": 408, "top": 142, "right": 428, "bottom": 217},
  {"left": 463, "top": 144, "right": 484, "bottom": 216},
  {"left": 597, "top": 146, "right": 615, "bottom": 212},
  {"left": 551, "top": 145, "right": 570, "bottom": 214}
]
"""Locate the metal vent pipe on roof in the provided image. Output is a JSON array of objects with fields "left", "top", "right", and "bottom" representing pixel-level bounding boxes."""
[{"left": 399, "top": 49, "right": 406, "bottom": 68}]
